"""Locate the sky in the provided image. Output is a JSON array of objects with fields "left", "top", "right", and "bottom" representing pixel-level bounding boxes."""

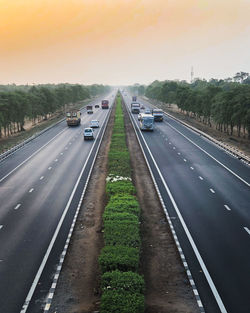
[{"left": 0, "top": 0, "right": 250, "bottom": 85}]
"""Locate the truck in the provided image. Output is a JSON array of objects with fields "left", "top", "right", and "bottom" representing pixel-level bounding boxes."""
[
  {"left": 151, "top": 109, "right": 163, "bottom": 122},
  {"left": 101, "top": 100, "right": 109, "bottom": 109},
  {"left": 66, "top": 110, "right": 81, "bottom": 126},
  {"left": 139, "top": 114, "right": 154, "bottom": 131},
  {"left": 87, "top": 105, "right": 93, "bottom": 114},
  {"left": 132, "top": 96, "right": 137, "bottom": 102},
  {"left": 131, "top": 102, "right": 140, "bottom": 114}
]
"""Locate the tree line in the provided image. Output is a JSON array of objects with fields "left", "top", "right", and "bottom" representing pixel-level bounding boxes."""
[
  {"left": 129, "top": 74, "right": 250, "bottom": 139},
  {"left": 0, "top": 83, "right": 110, "bottom": 138}
]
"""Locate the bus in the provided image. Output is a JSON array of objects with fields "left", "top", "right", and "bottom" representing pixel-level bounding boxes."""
[{"left": 139, "top": 113, "right": 154, "bottom": 131}]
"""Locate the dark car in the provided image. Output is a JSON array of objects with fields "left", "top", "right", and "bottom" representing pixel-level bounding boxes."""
[{"left": 95, "top": 104, "right": 100, "bottom": 108}]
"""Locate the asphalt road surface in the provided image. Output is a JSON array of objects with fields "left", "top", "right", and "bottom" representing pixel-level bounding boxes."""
[
  {"left": 123, "top": 92, "right": 250, "bottom": 313},
  {"left": 0, "top": 92, "right": 115, "bottom": 313}
]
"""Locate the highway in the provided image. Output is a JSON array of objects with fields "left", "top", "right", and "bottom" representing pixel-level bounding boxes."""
[
  {"left": 0, "top": 93, "right": 115, "bottom": 313},
  {"left": 123, "top": 93, "right": 250, "bottom": 313}
]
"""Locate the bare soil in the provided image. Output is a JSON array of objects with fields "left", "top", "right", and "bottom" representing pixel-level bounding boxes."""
[{"left": 49, "top": 99, "right": 199, "bottom": 313}]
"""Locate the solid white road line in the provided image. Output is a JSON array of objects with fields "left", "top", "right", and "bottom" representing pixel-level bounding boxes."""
[
  {"left": 224, "top": 205, "right": 231, "bottom": 211},
  {"left": 166, "top": 121, "right": 250, "bottom": 187},
  {"left": 210, "top": 188, "right": 215, "bottom": 193},
  {"left": 130, "top": 111, "right": 227, "bottom": 313},
  {"left": 40, "top": 176, "right": 44, "bottom": 180},
  {"left": 199, "top": 176, "right": 204, "bottom": 180},
  {"left": 29, "top": 188, "right": 34, "bottom": 193},
  {"left": 20, "top": 99, "right": 113, "bottom": 313},
  {"left": 0, "top": 128, "right": 67, "bottom": 183},
  {"left": 14, "top": 204, "right": 21, "bottom": 210},
  {"left": 243, "top": 227, "right": 250, "bottom": 235}
]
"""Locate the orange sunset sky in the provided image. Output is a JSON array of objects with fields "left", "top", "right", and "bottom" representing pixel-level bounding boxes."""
[{"left": 0, "top": 0, "right": 250, "bottom": 85}]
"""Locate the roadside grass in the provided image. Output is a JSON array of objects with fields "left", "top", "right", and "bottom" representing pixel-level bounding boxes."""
[{"left": 99, "top": 94, "right": 145, "bottom": 313}]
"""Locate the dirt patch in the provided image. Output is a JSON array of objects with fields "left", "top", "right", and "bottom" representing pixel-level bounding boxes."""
[{"left": 49, "top": 97, "right": 199, "bottom": 313}]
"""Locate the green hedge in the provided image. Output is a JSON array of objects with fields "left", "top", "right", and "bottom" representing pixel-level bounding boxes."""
[
  {"left": 100, "top": 290, "right": 144, "bottom": 313},
  {"left": 106, "top": 180, "right": 135, "bottom": 197},
  {"left": 101, "top": 270, "right": 145, "bottom": 293},
  {"left": 104, "top": 221, "right": 141, "bottom": 248},
  {"left": 103, "top": 212, "right": 139, "bottom": 223},
  {"left": 99, "top": 94, "right": 144, "bottom": 313},
  {"left": 99, "top": 245, "right": 139, "bottom": 272}
]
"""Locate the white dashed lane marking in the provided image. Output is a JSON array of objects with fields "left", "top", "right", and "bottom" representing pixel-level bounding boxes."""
[
  {"left": 48, "top": 167, "right": 52, "bottom": 170},
  {"left": 178, "top": 152, "right": 181, "bottom": 155},
  {"left": 55, "top": 159, "right": 58, "bottom": 162},
  {"left": 199, "top": 176, "right": 204, "bottom": 180},
  {"left": 173, "top": 147, "right": 176, "bottom": 150},
  {"left": 183, "top": 159, "right": 187, "bottom": 162},
  {"left": 40, "top": 176, "right": 44, "bottom": 180},
  {"left": 14, "top": 204, "right": 21, "bottom": 210},
  {"left": 244, "top": 227, "right": 250, "bottom": 235},
  {"left": 60, "top": 152, "right": 63, "bottom": 155},
  {"left": 0, "top": 225, "right": 3, "bottom": 230},
  {"left": 169, "top": 142, "right": 172, "bottom": 145},
  {"left": 190, "top": 167, "right": 194, "bottom": 170},
  {"left": 224, "top": 205, "right": 231, "bottom": 211},
  {"left": 29, "top": 188, "right": 34, "bottom": 193},
  {"left": 65, "top": 147, "right": 68, "bottom": 150},
  {"left": 210, "top": 188, "right": 215, "bottom": 194}
]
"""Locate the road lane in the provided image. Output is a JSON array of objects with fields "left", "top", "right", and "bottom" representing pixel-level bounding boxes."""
[
  {"left": 123, "top": 93, "right": 250, "bottom": 313},
  {"left": 0, "top": 93, "right": 115, "bottom": 313}
]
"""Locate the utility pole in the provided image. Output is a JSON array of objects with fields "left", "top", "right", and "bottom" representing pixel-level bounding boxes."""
[{"left": 191, "top": 66, "right": 194, "bottom": 83}]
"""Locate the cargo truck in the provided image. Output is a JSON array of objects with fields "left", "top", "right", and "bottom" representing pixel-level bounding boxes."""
[
  {"left": 87, "top": 105, "right": 93, "bottom": 114},
  {"left": 131, "top": 102, "right": 140, "bottom": 114},
  {"left": 101, "top": 100, "right": 109, "bottom": 109},
  {"left": 151, "top": 109, "right": 163, "bottom": 121},
  {"left": 66, "top": 110, "right": 81, "bottom": 126}
]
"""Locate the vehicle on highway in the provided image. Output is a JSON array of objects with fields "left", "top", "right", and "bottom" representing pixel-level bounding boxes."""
[
  {"left": 83, "top": 127, "right": 94, "bottom": 140},
  {"left": 152, "top": 109, "right": 164, "bottom": 121},
  {"left": 131, "top": 102, "right": 140, "bottom": 114},
  {"left": 144, "top": 108, "right": 151, "bottom": 114},
  {"left": 141, "top": 104, "right": 145, "bottom": 109},
  {"left": 95, "top": 104, "right": 100, "bottom": 108},
  {"left": 132, "top": 95, "right": 137, "bottom": 101},
  {"left": 138, "top": 113, "right": 143, "bottom": 121},
  {"left": 101, "top": 100, "right": 109, "bottom": 109},
  {"left": 90, "top": 120, "right": 99, "bottom": 128},
  {"left": 139, "top": 113, "right": 154, "bottom": 131},
  {"left": 87, "top": 105, "right": 93, "bottom": 114},
  {"left": 66, "top": 110, "right": 81, "bottom": 126}
]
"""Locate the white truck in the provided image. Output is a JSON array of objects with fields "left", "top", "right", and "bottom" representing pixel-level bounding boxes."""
[
  {"left": 131, "top": 102, "right": 140, "bottom": 114},
  {"left": 151, "top": 109, "right": 163, "bottom": 122},
  {"left": 139, "top": 113, "right": 154, "bottom": 131}
]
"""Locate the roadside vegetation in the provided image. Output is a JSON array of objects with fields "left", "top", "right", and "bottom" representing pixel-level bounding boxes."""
[
  {"left": 0, "top": 83, "right": 110, "bottom": 138},
  {"left": 99, "top": 94, "right": 145, "bottom": 313},
  {"left": 129, "top": 72, "right": 250, "bottom": 139}
]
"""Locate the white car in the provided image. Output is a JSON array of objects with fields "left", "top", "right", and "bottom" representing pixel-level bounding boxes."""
[
  {"left": 90, "top": 120, "right": 99, "bottom": 128},
  {"left": 84, "top": 128, "right": 94, "bottom": 140},
  {"left": 145, "top": 109, "right": 151, "bottom": 114}
]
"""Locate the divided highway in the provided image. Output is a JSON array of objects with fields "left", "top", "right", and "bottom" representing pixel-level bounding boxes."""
[
  {"left": 123, "top": 93, "right": 250, "bottom": 313},
  {"left": 0, "top": 92, "right": 115, "bottom": 313}
]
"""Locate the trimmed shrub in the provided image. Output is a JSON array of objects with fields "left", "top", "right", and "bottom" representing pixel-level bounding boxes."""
[
  {"left": 106, "top": 180, "right": 135, "bottom": 197},
  {"left": 99, "top": 245, "right": 139, "bottom": 272},
  {"left": 100, "top": 290, "right": 144, "bottom": 313},
  {"left": 104, "top": 221, "right": 141, "bottom": 248},
  {"left": 103, "top": 212, "right": 139, "bottom": 223},
  {"left": 101, "top": 270, "right": 145, "bottom": 293},
  {"left": 105, "top": 195, "right": 140, "bottom": 216}
]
